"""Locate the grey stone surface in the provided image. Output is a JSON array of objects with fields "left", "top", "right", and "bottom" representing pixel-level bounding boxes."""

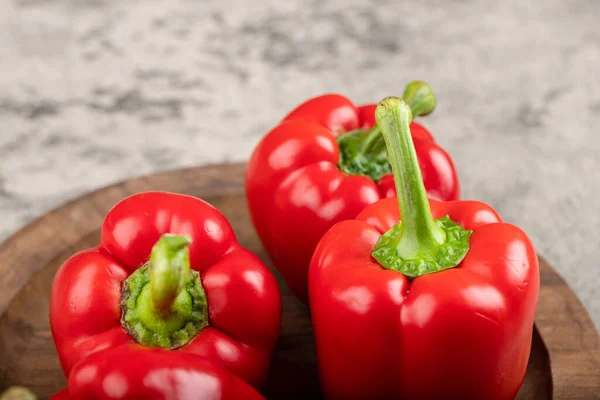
[{"left": 0, "top": 0, "right": 598, "bottom": 328}]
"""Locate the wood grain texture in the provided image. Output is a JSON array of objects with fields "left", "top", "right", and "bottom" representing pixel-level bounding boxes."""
[{"left": 0, "top": 163, "right": 598, "bottom": 399}]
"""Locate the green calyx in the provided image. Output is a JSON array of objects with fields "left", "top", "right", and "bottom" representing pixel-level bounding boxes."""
[
  {"left": 121, "top": 234, "right": 208, "bottom": 349},
  {"left": 373, "top": 216, "right": 471, "bottom": 277},
  {"left": 337, "top": 126, "right": 390, "bottom": 181},
  {"left": 337, "top": 81, "right": 436, "bottom": 181},
  {"left": 372, "top": 95, "right": 472, "bottom": 278}
]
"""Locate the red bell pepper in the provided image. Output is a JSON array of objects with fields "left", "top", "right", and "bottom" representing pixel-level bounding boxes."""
[
  {"left": 52, "top": 345, "right": 264, "bottom": 400},
  {"left": 309, "top": 96, "right": 539, "bottom": 399},
  {"left": 50, "top": 192, "right": 281, "bottom": 388},
  {"left": 246, "top": 81, "right": 459, "bottom": 303}
]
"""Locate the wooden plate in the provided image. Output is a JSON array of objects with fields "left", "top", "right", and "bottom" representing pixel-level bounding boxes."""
[{"left": 0, "top": 163, "right": 598, "bottom": 399}]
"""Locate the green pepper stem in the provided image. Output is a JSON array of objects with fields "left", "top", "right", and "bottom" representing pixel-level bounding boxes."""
[
  {"left": 357, "top": 81, "right": 436, "bottom": 158},
  {"left": 121, "top": 233, "right": 208, "bottom": 349},
  {"left": 359, "top": 125, "right": 382, "bottom": 154},
  {"left": 149, "top": 234, "right": 193, "bottom": 314},
  {"left": 402, "top": 81, "right": 437, "bottom": 118},
  {"left": 375, "top": 97, "right": 445, "bottom": 258}
]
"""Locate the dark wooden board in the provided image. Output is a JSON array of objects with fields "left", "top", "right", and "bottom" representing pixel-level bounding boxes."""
[{"left": 0, "top": 163, "right": 598, "bottom": 399}]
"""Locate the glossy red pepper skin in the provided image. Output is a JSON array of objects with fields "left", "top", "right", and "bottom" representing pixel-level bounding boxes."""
[
  {"left": 309, "top": 197, "right": 539, "bottom": 400},
  {"left": 246, "top": 94, "right": 459, "bottom": 303},
  {"left": 56, "top": 345, "right": 264, "bottom": 400},
  {"left": 50, "top": 192, "right": 281, "bottom": 388}
]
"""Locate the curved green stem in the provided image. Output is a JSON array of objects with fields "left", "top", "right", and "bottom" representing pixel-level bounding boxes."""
[
  {"left": 149, "top": 234, "right": 192, "bottom": 314},
  {"left": 376, "top": 98, "right": 445, "bottom": 255},
  {"left": 359, "top": 125, "right": 381, "bottom": 154},
  {"left": 337, "top": 80, "right": 437, "bottom": 182},
  {"left": 121, "top": 234, "right": 209, "bottom": 349},
  {"left": 403, "top": 81, "right": 437, "bottom": 118},
  {"left": 361, "top": 81, "right": 436, "bottom": 157},
  {"left": 372, "top": 96, "right": 471, "bottom": 277}
]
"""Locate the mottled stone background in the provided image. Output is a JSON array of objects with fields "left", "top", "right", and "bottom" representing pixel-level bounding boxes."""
[{"left": 0, "top": 0, "right": 598, "bottom": 327}]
